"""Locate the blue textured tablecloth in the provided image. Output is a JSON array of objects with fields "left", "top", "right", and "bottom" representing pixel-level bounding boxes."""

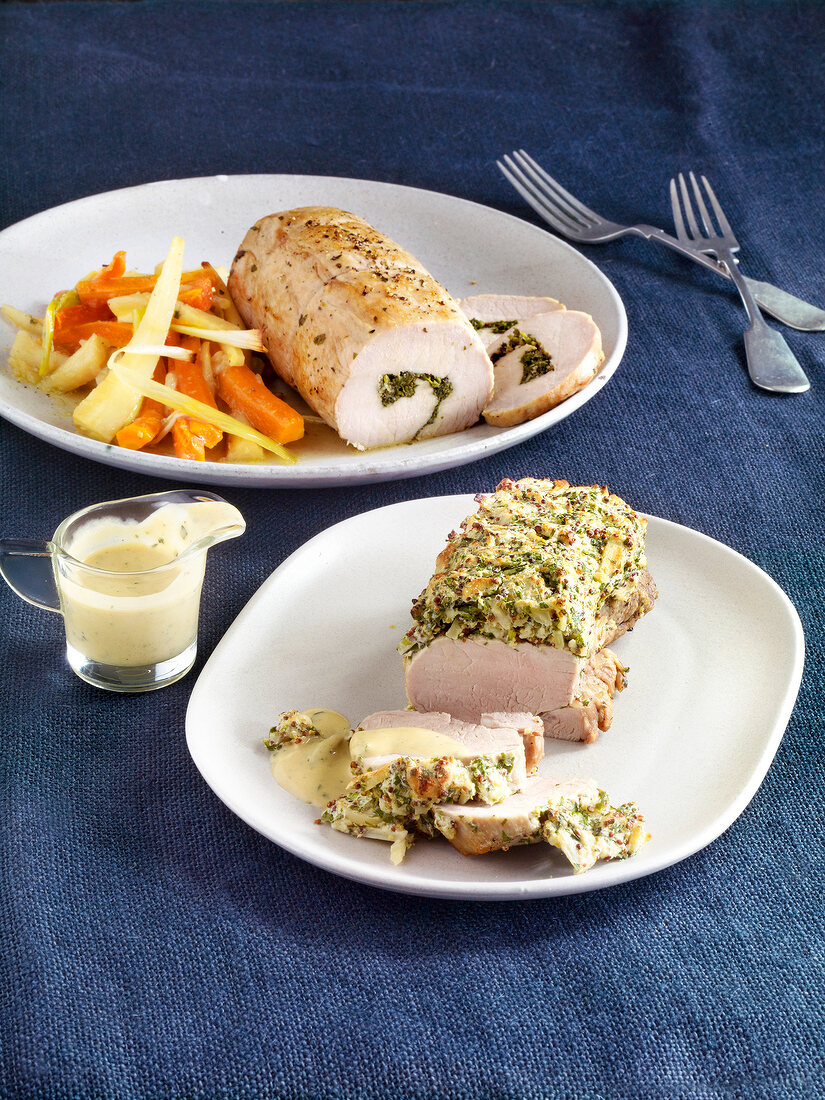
[{"left": 1, "top": 2, "right": 823, "bottom": 1098}]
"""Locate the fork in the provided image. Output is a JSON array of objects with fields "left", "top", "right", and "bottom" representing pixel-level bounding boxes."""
[
  {"left": 498, "top": 150, "right": 825, "bottom": 333},
  {"left": 669, "top": 172, "right": 809, "bottom": 393}
]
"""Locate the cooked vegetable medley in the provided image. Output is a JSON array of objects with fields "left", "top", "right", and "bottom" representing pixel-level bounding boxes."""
[{"left": 1, "top": 239, "right": 304, "bottom": 464}]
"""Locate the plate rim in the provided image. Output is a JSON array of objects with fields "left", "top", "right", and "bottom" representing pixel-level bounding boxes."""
[
  {"left": 185, "top": 492, "right": 805, "bottom": 900},
  {"left": 0, "top": 173, "right": 627, "bottom": 488}
]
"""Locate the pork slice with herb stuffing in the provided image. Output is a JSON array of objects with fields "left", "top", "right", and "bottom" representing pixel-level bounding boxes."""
[
  {"left": 228, "top": 207, "right": 494, "bottom": 449},
  {"left": 459, "top": 294, "right": 566, "bottom": 350},
  {"left": 482, "top": 310, "right": 603, "bottom": 427},
  {"left": 433, "top": 775, "right": 649, "bottom": 872},
  {"left": 357, "top": 708, "right": 544, "bottom": 773},
  {"left": 323, "top": 711, "right": 534, "bottom": 864}
]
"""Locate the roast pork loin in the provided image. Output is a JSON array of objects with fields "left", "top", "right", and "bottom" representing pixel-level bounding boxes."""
[
  {"left": 399, "top": 478, "right": 656, "bottom": 742},
  {"left": 228, "top": 207, "right": 494, "bottom": 450}
]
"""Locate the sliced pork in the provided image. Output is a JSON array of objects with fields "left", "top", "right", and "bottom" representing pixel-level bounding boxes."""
[
  {"left": 358, "top": 708, "right": 544, "bottom": 771},
  {"left": 459, "top": 294, "right": 566, "bottom": 350},
  {"left": 480, "top": 713, "right": 544, "bottom": 771},
  {"left": 433, "top": 775, "right": 649, "bottom": 873},
  {"left": 229, "top": 207, "right": 494, "bottom": 449},
  {"left": 482, "top": 311, "right": 603, "bottom": 427},
  {"left": 433, "top": 776, "right": 597, "bottom": 855},
  {"left": 322, "top": 711, "right": 535, "bottom": 860}
]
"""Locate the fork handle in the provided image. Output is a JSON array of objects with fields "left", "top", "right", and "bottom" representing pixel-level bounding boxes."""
[
  {"left": 631, "top": 226, "right": 825, "bottom": 332},
  {"left": 742, "top": 324, "right": 811, "bottom": 393},
  {"left": 716, "top": 251, "right": 811, "bottom": 394}
]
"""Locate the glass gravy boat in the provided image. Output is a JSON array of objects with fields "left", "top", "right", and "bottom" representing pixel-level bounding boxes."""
[{"left": 0, "top": 489, "right": 245, "bottom": 692}]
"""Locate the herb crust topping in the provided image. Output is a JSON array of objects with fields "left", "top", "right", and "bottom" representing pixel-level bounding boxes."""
[{"left": 399, "top": 477, "right": 649, "bottom": 658}]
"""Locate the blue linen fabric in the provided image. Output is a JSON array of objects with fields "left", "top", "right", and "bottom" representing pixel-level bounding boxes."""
[{"left": 1, "top": 2, "right": 824, "bottom": 1097}]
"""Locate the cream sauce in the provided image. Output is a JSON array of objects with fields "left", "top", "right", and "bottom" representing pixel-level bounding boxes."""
[
  {"left": 349, "top": 726, "right": 468, "bottom": 762},
  {"left": 269, "top": 732, "right": 353, "bottom": 809},
  {"left": 297, "top": 708, "right": 351, "bottom": 737},
  {"left": 57, "top": 501, "right": 240, "bottom": 666},
  {"left": 269, "top": 716, "right": 470, "bottom": 808}
]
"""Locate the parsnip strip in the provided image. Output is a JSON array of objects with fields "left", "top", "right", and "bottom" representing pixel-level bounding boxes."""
[{"left": 169, "top": 323, "right": 265, "bottom": 351}]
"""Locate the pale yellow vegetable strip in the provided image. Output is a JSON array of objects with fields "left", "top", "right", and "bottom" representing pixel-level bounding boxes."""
[
  {"left": 1, "top": 305, "right": 43, "bottom": 336},
  {"left": 177, "top": 298, "right": 246, "bottom": 365},
  {"left": 41, "top": 334, "right": 110, "bottom": 394},
  {"left": 73, "top": 238, "right": 185, "bottom": 441},
  {"left": 8, "top": 330, "right": 67, "bottom": 384},
  {"left": 109, "top": 360, "right": 296, "bottom": 464},
  {"left": 116, "top": 344, "right": 193, "bottom": 361},
  {"left": 109, "top": 295, "right": 240, "bottom": 332},
  {"left": 169, "top": 323, "right": 265, "bottom": 351},
  {"left": 202, "top": 264, "right": 247, "bottom": 328},
  {"left": 109, "top": 294, "right": 250, "bottom": 366},
  {"left": 223, "top": 407, "right": 265, "bottom": 463}
]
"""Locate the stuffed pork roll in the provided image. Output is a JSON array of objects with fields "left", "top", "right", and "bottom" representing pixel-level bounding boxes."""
[{"left": 228, "top": 207, "right": 494, "bottom": 450}]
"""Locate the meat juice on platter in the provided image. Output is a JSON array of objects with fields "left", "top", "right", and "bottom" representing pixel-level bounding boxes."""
[{"left": 265, "top": 478, "right": 655, "bottom": 876}]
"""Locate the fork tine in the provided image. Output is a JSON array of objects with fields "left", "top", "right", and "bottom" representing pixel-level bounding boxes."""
[
  {"left": 700, "top": 175, "right": 736, "bottom": 241},
  {"left": 511, "top": 150, "right": 603, "bottom": 224},
  {"left": 688, "top": 171, "right": 715, "bottom": 236},
  {"left": 497, "top": 158, "right": 585, "bottom": 236},
  {"left": 678, "top": 172, "right": 703, "bottom": 239},
  {"left": 677, "top": 172, "right": 704, "bottom": 239},
  {"left": 498, "top": 156, "right": 589, "bottom": 234},
  {"left": 669, "top": 178, "right": 689, "bottom": 240}
]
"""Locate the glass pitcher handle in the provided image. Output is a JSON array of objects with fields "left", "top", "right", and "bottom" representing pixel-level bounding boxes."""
[{"left": 0, "top": 540, "right": 61, "bottom": 612}]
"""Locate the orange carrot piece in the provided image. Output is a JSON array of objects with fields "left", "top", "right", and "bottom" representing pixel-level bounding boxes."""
[
  {"left": 53, "top": 302, "right": 112, "bottom": 329},
  {"left": 53, "top": 302, "right": 118, "bottom": 349},
  {"left": 216, "top": 362, "right": 304, "bottom": 444},
  {"left": 176, "top": 281, "right": 214, "bottom": 311},
  {"left": 116, "top": 400, "right": 165, "bottom": 449},
  {"left": 52, "top": 320, "right": 133, "bottom": 351},
  {"left": 93, "top": 251, "right": 127, "bottom": 281},
  {"left": 173, "top": 343, "right": 223, "bottom": 450},
  {"left": 115, "top": 363, "right": 167, "bottom": 450},
  {"left": 171, "top": 418, "right": 206, "bottom": 461},
  {"left": 75, "top": 269, "right": 216, "bottom": 309}
]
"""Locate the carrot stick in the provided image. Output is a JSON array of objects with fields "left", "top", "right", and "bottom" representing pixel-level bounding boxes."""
[
  {"left": 86, "top": 251, "right": 127, "bottom": 284},
  {"left": 165, "top": 335, "right": 206, "bottom": 461},
  {"left": 115, "top": 399, "right": 165, "bottom": 449},
  {"left": 99, "top": 251, "right": 126, "bottom": 280},
  {"left": 176, "top": 281, "right": 214, "bottom": 311},
  {"left": 171, "top": 417, "right": 206, "bottom": 461},
  {"left": 216, "top": 361, "right": 304, "bottom": 444},
  {"left": 76, "top": 270, "right": 216, "bottom": 310},
  {"left": 115, "top": 363, "right": 167, "bottom": 450},
  {"left": 53, "top": 320, "right": 133, "bottom": 350},
  {"left": 173, "top": 338, "right": 222, "bottom": 450},
  {"left": 53, "top": 302, "right": 112, "bottom": 330}
]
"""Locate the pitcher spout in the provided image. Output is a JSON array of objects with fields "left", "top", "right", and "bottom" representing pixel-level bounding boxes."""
[{"left": 162, "top": 492, "right": 247, "bottom": 559}]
